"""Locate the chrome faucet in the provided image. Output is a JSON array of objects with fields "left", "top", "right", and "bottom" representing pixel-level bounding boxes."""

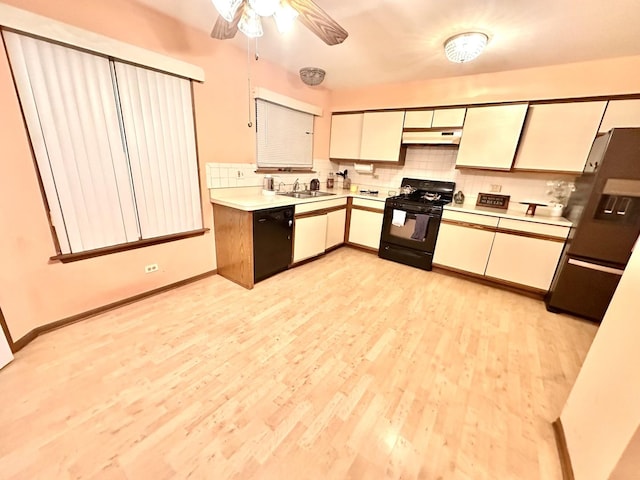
[
  {"left": 292, "top": 178, "right": 300, "bottom": 192},
  {"left": 277, "top": 181, "right": 285, "bottom": 192}
]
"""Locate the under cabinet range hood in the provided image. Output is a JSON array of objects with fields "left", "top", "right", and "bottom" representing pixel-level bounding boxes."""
[{"left": 401, "top": 129, "right": 462, "bottom": 145}]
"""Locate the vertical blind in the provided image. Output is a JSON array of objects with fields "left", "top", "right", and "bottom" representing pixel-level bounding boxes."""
[
  {"left": 114, "top": 62, "right": 201, "bottom": 239},
  {"left": 256, "top": 99, "right": 314, "bottom": 169},
  {"left": 3, "top": 31, "right": 202, "bottom": 254}
]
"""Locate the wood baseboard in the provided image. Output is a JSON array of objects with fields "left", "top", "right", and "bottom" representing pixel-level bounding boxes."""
[
  {"left": 433, "top": 264, "right": 546, "bottom": 299},
  {"left": 345, "top": 243, "right": 379, "bottom": 255},
  {"left": 11, "top": 270, "right": 217, "bottom": 353},
  {"left": 552, "top": 418, "right": 575, "bottom": 480}
]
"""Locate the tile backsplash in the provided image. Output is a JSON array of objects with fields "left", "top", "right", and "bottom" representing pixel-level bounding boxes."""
[
  {"left": 206, "top": 159, "right": 336, "bottom": 190},
  {"left": 336, "top": 146, "right": 577, "bottom": 204},
  {"left": 207, "top": 146, "right": 576, "bottom": 204}
]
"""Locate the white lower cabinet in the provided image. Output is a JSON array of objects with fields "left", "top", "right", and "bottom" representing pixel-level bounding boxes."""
[
  {"left": 434, "top": 222, "right": 495, "bottom": 275},
  {"left": 484, "top": 218, "right": 570, "bottom": 290},
  {"left": 434, "top": 210, "right": 570, "bottom": 291},
  {"left": 293, "top": 214, "right": 328, "bottom": 263},
  {"left": 348, "top": 209, "right": 384, "bottom": 250},
  {"left": 484, "top": 233, "right": 565, "bottom": 290},
  {"left": 326, "top": 209, "right": 346, "bottom": 249},
  {"left": 293, "top": 198, "right": 348, "bottom": 263}
]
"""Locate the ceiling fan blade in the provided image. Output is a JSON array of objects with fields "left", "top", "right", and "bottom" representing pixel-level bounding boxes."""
[
  {"left": 286, "top": 0, "right": 348, "bottom": 46},
  {"left": 210, "top": 1, "right": 245, "bottom": 40}
]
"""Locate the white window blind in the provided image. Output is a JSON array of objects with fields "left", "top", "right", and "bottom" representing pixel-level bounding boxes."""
[
  {"left": 256, "top": 99, "right": 313, "bottom": 169},
  {"left": 3, "top": 31, "right": 202, "bottom": 255},
  {"left": 3, "top": 31, "right": 139, "bottom": 253},
  {"left": 114, "top": 62, "right": 202, "bottom": 238}
]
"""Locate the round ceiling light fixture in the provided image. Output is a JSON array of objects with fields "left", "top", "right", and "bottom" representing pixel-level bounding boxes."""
[
  {"left": 299, "top": 67, "right": 326, "bottom": 86},
  {"left": 444, "top": 32, "right": 488, "bottom": 63}
]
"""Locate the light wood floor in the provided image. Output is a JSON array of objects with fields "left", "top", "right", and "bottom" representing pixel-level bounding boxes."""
[{"left": 0, "top": 248, "right": 598, "bottom": 479}]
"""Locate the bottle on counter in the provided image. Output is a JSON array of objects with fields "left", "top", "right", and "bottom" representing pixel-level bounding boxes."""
[{"left": 326, "top": 172, "right": 334, "bottom": 189}]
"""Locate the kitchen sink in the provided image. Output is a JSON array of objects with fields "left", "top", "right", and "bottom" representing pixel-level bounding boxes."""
[{"left": 277, "top": 190, "right": 336, "bottom": 199}]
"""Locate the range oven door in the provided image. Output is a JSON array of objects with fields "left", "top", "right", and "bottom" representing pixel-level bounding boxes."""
[{"left": 379, "top": 201, "right": 441, "bottom": 253}]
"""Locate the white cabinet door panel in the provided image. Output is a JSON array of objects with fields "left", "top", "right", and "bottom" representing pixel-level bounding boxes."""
[
  {"left": 329, "top": 113, "right": 363, "bottom": 159},
  {"left": 433, "top": 222, "right": 495, "bottom": 275},
  {"left": 432, "top": 108, "right": 466, "bottom": 127},
  {"left": 404, "top": 110, "right": 434, "bottom": 128},
  {"left": 513, "top": 102, "right": 606, "bottom": 172},
  {"left": 293, "top": 214, "right": 328, "bottom": 263},
  {"left": 599, "top": 99, "right": 640, "bottom": 132},
  {"left": 326, "top": 209, "right": 346, "bottom": 249},
  {"left": 348, "top": 209, "right": 383, "bottom": 250},
  {"left": 455, "top": 103, "right": 528, "bottom": 170},
  {"left": 359, "top": 111, "right": 405, "bottom": 162},
  {"left": 485, "top": 233, "right": 565, "bottom": 290}
]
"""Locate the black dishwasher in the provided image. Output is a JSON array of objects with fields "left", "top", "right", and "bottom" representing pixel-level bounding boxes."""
[{"left": 253, "top": 206, "right": 294, "bottom": 282}]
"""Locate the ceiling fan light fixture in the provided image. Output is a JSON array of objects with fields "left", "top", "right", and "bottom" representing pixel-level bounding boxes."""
[
  {"left": 273, "top": 3, "right": 299, "bottom": 33},
  {"left": 211, "top": 0, "right": 243, "bottom": 22},
  {"left": 299, "top": 67, "right": 325, "bottom": 86},
  {"left": 248, "top": 0, "right": 280, "bottom": 17},
  {"left": 238, "top": 7, "right": 264, "bottom": 38},
  {"left": 444, "top": 32, "right": 488, "bottom": 63}
]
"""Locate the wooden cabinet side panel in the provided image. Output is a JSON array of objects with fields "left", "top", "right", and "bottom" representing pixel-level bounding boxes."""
[
  {"left": 485, "top": 233, "right": 565, "bottom": 290},
  {"left": 513, "top": 102, "right": 607, "bottom": 172},
  {"left": 213, "top": 204, "right": 254, "bottom": 289},
  {"left": 433, "top": 223, "right": 495, "bottom": 275}
]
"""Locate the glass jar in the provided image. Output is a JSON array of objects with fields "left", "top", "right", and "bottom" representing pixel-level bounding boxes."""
[{"left": 326, "top": 172, "right": 334, "bottom": 189}]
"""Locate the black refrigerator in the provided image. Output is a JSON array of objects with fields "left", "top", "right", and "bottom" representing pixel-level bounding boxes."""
[{"left": 546, "top": 128, "right": 640, "bottom": 322}]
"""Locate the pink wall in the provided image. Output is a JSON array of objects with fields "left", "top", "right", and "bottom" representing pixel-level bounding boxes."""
[
  {"left": 330, "top": 55, "right": 640, "bottom": 111},
  {"left": 0, "top": 0, "right": 330, "bottom": 342}
]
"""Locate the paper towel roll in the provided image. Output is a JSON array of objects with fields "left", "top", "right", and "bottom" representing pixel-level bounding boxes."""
[{"left": 354, "top": 162, "right": 374, "bottom": 174}]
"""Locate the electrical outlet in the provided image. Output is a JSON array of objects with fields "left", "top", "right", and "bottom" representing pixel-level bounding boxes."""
[
  {"left": 144, "top": 263, "right": 159, "bottom": 273},
  {"left": 490, "top": 184, "right": 502, "bottom": 193}
]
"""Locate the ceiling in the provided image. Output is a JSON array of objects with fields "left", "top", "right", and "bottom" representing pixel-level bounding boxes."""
[{"left": 134, "top": 0, "right": 640, "bottom": 90}]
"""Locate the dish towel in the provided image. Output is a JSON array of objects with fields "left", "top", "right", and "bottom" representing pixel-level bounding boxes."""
[
  {"left": 392, "top": 209, "right": 407, "bottom": 227},
  {"left": 410, "top": 214, "right": 430, "bottom": 240}
]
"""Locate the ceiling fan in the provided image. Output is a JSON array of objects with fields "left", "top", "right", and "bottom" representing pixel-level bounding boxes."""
[{"left": 210, "top": 0, "right": 348, "bottom": 46}]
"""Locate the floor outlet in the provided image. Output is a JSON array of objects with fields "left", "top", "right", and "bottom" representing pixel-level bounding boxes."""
[{"left": 145, "top": 263, "right": 159, "bottom": 273}]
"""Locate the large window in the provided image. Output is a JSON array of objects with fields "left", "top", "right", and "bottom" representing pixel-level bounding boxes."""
[{"left": 3, "top": 31, "right": 202, "bottom": 256}]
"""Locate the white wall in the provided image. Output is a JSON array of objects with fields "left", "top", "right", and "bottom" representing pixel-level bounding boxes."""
[{"left": 560, "top": 239, "right": 640, "bottom": 479}]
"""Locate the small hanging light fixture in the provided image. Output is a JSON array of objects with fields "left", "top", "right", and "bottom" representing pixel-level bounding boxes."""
[
  {"left": 299, "top": 67, "right": 325, "bottom": 86},
  {"left": 444, "top": 32, "right": 488, "bottom": 63}
]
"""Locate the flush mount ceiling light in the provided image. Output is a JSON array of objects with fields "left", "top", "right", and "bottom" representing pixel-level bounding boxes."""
[
  {"left": 299, "top": 67, "right": 325, "bottom": 86},
  {"left": 444, "top": 32, "right": 488, "bottom": 63}
]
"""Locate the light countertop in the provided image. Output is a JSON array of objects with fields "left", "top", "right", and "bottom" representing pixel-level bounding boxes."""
[
  {"left": 210, "top": 187, "right": 385, "bottom": 211},
  {"left": 209, "top": 187, "right": 572, "bottom": 226},
  {"left": 443, "top": 203, "right": 573, "bottom": 227}
]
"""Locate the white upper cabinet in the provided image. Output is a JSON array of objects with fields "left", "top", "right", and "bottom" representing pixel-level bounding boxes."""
[
  {"left": 432, "top": 108, "right": 466, "bottom": 128},
  {"left": 404, "top": 110, "right": 434, "bottom": 128},
  {"left": 599, "top": 99, "right": 640, "bottom": 132},
  {"left": 329, "top": 113, "right": 363, "bottom": 160},
  {"left": 512, "top": 101, "right": 607, "bottom": 172},
  {"left": 455, "top": 103, "right": 529, "bottom": 170},
  {"left": 403, "top": 108, "right": 466, "bottom": 128},
  {"left": 329, "top": 111, "right": 404, "bottom": 162},
  {"left": 359, "top": 111, "right": 406, "bottom": 162}
]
